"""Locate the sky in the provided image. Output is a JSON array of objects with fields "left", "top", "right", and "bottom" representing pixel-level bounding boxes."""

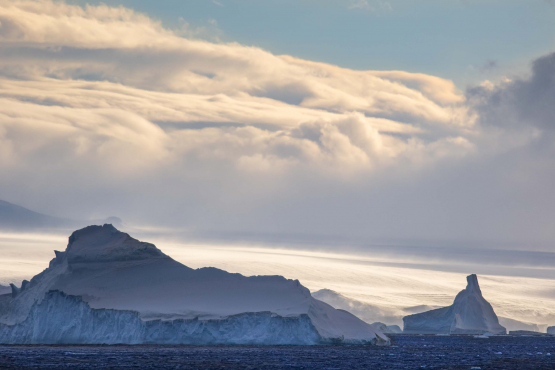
[
  {"left": 0, "top": 0, "right": 555, "bottom": 251},
  {"left": 63, "top": 0, "right": 555, "bottom": 87}
]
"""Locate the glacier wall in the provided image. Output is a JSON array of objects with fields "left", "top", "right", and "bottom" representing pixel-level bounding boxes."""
[{"left": 0, "top": 291, "right": 323, "bottom": 345}]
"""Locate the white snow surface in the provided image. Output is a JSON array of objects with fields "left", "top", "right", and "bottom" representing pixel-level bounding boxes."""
[
  {"left": 403, "top": 274, "right": 506, "bottom": 335},
  {"left": 0, "top": 225, "right": 388, "bottom": 345}
]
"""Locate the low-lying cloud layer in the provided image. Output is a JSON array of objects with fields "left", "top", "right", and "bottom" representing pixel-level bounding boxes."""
[{"left": 0, "top": 0, "right": 553, "bottom": 247}]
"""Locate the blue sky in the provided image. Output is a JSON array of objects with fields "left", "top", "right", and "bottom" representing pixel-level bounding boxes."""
[{"left": 66, "top": 0, "right": 555, "bottom": 88}]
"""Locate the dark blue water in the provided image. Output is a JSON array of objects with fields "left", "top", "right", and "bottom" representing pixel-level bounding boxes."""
[{"left": 1, "top": 335, "right": 555, "bottom": 369}]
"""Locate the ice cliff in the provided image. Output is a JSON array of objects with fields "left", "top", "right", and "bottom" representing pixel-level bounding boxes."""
[
  {"left": 0, "top": 291, "right": 324, "bottom": 345},
  {"left": 403, "top": 274, "right": 506, "bottom": 335},
  {"left": 0, "top": 225, "right": 389, "bottom": 345}
]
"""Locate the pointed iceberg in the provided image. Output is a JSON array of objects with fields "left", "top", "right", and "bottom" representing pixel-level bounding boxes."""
[{"left": 403, "top": 274, "right": 506, "bottom": 335}]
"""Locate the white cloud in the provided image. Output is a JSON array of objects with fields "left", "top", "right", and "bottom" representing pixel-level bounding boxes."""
[
  {"left": 0, "top": 0, "right": 475, "bottom": 176},
  {"left": 0, "top": 0, "right": 553, "bottom": 246}
]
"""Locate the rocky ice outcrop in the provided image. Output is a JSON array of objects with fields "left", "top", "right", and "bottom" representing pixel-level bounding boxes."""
[
  {"left": 371, "top": 322, "right": 403, "bottom": 334},
  {"left": 0, "top": 225, "right": 389, "bottom": 345},
  {"left": 547, "top": 326, "right": 555, "bottom": 335},
  {"left": 403, "top": 274, "right": 506, "bottom": 335},
  {"left": 9, "top": 280, "right": 30, "bottom": 298}
]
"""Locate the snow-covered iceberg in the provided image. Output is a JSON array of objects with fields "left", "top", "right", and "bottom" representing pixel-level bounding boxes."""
[
  {"left": 403, "top": 274, "right": 506, "bottom": 335},
  {"left": 0, "top": 224, "right": 388, "bottom": 345}
]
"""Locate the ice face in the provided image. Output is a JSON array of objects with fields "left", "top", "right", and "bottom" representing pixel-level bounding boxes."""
[{"left": 0, "top": 291, "right": 323, "bottom": 345}]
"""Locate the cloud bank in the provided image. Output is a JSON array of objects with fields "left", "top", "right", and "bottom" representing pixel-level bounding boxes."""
[{"left": 0, "top": 0, "right": 553, "bottom": 247}]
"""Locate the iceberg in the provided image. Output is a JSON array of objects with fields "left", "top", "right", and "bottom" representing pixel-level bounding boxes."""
[
  {"left": 371, "top": 322, "right": 403, "bottom": 334},
  {"left": 403, "top": 274, "right": 506, "bottom": 335},
  {"left": 0, "top": 224, "right": 388, "bottom": 345}
]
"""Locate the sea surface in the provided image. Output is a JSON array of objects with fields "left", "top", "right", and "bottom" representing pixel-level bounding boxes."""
[{"left": 1, "top": 335, "right": 555, "bottom": 370}]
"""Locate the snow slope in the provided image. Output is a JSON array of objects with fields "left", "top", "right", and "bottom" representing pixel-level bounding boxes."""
[
  {"left": 0, "top": 225, "right": 388, "bottom": 345},
  {"left": 403, "top": 274, "right": 506, "bottom": 334},
  {"left": 312, "top": 289, "right": 401, "bottom": 325}
]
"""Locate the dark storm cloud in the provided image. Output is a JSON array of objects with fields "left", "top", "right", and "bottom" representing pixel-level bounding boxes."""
[{"left": 468, "top": 52, "right": 555, "bottom": 131}]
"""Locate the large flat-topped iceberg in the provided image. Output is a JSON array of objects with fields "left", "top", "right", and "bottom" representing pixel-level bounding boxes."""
[
  {"left": 0, "top": 225, "right": 388, "bottom": 345},
  {"left": 403, "top": 274, "right": 506, "bottom": 335}
]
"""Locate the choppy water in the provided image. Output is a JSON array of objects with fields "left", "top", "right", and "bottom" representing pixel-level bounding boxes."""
[{"left": 1, "top": 335, "right": 555, "bottom": 369}]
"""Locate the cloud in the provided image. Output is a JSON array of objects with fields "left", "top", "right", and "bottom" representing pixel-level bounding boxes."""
[
  {"left": 480, "top": 59, "right": 498, "bottom": 73},
  {"left": 0, "top": 0, "right": 553, "bottom": 247},
  {"left": 0, "top": 0, "right": 473, "bottom": 174},
  {"left": 468, "top": 52, "right": 555, "bottom": 133}
]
